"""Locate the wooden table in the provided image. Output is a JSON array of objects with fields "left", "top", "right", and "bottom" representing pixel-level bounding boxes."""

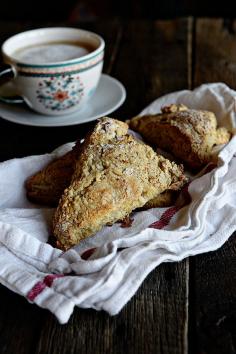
[{"left": 0, "top": 18, "right": 235, "bottom": 354}]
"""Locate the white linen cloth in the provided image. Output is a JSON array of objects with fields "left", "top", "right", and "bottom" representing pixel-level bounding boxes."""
[{"left": 0, "top": 83, "right": 236, "bottom": 324}]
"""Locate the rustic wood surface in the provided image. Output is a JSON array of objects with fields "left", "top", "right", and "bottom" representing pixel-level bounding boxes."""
[
  {"left": 191, "top": 18, "right": 236, "bottom": 354},
  {"left": 0, "top": 18, "right": 235, "bottom": 354}
]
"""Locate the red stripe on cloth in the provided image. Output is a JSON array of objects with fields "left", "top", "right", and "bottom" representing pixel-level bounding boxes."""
[
  {"left": 44, "top": 274, "right": 64, "bottom": 287},
  {"left": 27, "top": 282, "right": 47, "bottom": 302},
  {"left": 27, "top": 274, "right": 64, "bottom": 302},
  {"left": 149, "top": 206, "right": 181, "bottom": 229},
  {"left": 149, "top": 183, "right": 192, "bottom": 229},
  {"left": 81, "top": 247, "right": 97, "bottom": 260}
]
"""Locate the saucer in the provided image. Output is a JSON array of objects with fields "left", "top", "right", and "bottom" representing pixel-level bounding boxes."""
[{"left": 0, "top": 74, "right": 126, "bottom": 127}]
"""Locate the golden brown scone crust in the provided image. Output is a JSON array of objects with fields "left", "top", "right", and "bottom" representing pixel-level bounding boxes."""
[
  {"left": 128, "top": 104, "right": 231, "bottom": 169},
  {"left": 25, "top": 150, "right": 75, "bottom": 206},
  {"left": 53, "top": 117, "right": 186, "bottom": 250},
  {"left": 141, "top": 190, "right": 178, "bottom": 209},
  {"left": 25, "top": 153, "right": 184, "bottom": 209},
  {"left": 25, "top": 146, "right": 186, "bottom": 209},
  {"left": 215, "top": 127, "right": 231, "bottom": 145},
  {"left": 142, "top": 165, "right": 187, "bottom": 209}
]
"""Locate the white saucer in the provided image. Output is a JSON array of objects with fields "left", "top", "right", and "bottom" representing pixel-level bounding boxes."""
[{"left": 0, "top": 74, "right": 126, "bottom": 127}]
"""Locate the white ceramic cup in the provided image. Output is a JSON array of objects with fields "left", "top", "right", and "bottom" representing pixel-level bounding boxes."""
[{"left": 0, "top": 27, "right": 105, "bottom": 115}]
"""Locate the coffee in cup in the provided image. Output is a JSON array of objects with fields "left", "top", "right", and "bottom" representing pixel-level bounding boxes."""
[{"left": 13, "top": 40, "right": 96, "bottom": 64}]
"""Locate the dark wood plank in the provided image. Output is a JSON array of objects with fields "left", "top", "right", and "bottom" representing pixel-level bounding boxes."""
[
  {"left": 194, "top": 18, "right": 236, "bottom": 89},
  {"left": 34, "top": 19, "right": 190, "bottom": 354},
  {"left": 113, "top": 19, "right": 191, "bottom": 119},
  {"left": 0, "top": 285, "right": 47, "bottom": 354},
  {"left": 35, "top": 261, "right": 189, "bottom": 354},
  {"left": 190, "top": 17, "right": 236, "bottom": 354},
  {"left": 189, "top": 235, "right": 236, "bottom": 354}
]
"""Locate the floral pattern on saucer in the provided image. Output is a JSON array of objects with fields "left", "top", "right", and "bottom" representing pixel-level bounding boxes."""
[{"left": 36, "top": 75, "right": 84, "bottom": 111}]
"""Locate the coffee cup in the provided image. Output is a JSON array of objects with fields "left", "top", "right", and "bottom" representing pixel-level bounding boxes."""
[{"left": 0, "top": 27, "right": 105, "bottom": 116}]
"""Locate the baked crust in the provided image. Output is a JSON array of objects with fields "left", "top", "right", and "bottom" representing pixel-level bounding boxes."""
[
  {"left": 53, "top": 117, "right": 186, "bottom": 249},
  {"left": 25, "top": 150, "right": 184, "bottom": 210},
  {"left": 25, "top": 150, "right": 75, "bottom": 206},
  {"left": 25, "top": 150, "right": 184, "bottom": 209},
  {"left": 128, "top": 104, "right": 231, "bottom": 169},
  {"left": 140, "top": 189, "right": 178, "bottom": 209}
]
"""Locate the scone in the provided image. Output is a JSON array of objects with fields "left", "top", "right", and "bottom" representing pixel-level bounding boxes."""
[
  {"left": 128, "top": 104, "right": 231, "bottom": 169},
  {"left": 26, "top": 151, "right": 184, "bottom": 209},
  {"left": 53, "top": 117, "right": 186, "bottom": 250},
  {"left": 26, "top": 150, "right": 75, "bottom": 206},
  {"left": 25, "top": 153, "right": 185, "bottom": 209},
  {"left": 25, "top": 135, "right": 186, "bottom": 209},
  {"left": 141, "top": 189, "right": 179, "bottom": 209}
]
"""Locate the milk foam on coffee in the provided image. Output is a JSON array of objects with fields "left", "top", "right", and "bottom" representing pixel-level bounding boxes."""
[{"left": 14, "top": 42, "right": 94, "bottom": 64}]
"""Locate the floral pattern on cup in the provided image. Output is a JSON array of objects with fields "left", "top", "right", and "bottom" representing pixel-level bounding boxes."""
[{"left": 36, "top": 74, "right": 84, "bottom": 111}]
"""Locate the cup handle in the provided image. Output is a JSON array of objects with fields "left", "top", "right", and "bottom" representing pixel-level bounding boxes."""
[{"left": 0, "top": 64, "right": 24, "bottom": 104}]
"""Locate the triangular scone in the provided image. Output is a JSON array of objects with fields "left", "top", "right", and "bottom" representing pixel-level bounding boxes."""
[
  {"left": 25, "top": 151, "right": 185, "bottom": 209},
  {"left": 53, "top": 117, "right": 185, "bottom": 250},
  {"left": 128, "top": 104, "right": 231, "bottom": 169},
  {"left": 25, "top": 144, "right": 185, "bottom": 208}
]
